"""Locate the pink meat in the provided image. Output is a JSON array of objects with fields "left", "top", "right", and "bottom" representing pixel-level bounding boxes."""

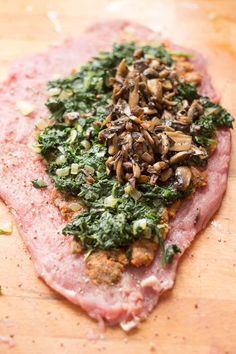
[{"left": 0, "top": 20, "right": 232, "bottom": 329}]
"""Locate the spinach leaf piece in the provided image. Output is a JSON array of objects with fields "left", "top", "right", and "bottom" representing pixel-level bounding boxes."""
[
  {"left": 163, "top": 244, "right": 181, "bottom": 265},
  {"left": 32, "top": 179, "right": 48, "bottom": 189}
]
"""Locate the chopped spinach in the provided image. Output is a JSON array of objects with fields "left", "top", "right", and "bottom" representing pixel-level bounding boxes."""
[
  {"left": 193, "top": 98, "right": 234, "bottom": 148},
  {"left": 175, "top": 85, "right": 234, "bottom": 149},
  {"left": 175, "top": 83, "right": 199, "bottom": 102},
  {"left": 63, "top": 189, "right": 162, "bottom": 250}
]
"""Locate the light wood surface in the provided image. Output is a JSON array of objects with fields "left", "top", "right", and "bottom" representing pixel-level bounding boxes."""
[{"left": 0, "top": 1, "right": 236, "bottom": 353}]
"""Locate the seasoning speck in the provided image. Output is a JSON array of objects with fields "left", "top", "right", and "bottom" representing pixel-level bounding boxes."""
[{"left": 149, "top": 342, "right": 156, "bottom": 351}]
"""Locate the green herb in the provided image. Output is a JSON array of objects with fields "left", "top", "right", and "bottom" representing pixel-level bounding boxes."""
[
  {"left": 142, "top": 44, "right": 173, "bottom": 65},
  {"left": 32, "top": 179, "right": 48, "bottom": 189},
  {"left": 168, "top": 50, "right": 193, "bottom": 58},
  {"left": 175, "top": 83, "right": 199, "bottom": 102},
  {"left": 193, "top": 98, "right": 234, "bottom": 148},
  {"left": 37, "top": 124, "right": 71, "bottom": 158},
  {"left": 174, "top": 86, "right": 234, "bottom": 150},
  {"left": 163, "top": 244, "right": 181, "bottom": 265},
  {"left": 201, "top": 98, "right": 234, "bottom": 128}
]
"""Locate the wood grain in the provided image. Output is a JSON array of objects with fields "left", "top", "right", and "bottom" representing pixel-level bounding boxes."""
[{"left": 0, "top": 0, "right": 236, "bottom": 353}]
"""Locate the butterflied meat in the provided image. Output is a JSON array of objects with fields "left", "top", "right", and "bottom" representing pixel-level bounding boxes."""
[{"left": 0, "top": 20, "right": 232, "bottom": 329}]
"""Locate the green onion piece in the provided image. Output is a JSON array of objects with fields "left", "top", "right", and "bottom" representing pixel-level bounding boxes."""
[
  {"left": 104, "top": 195, "right": 120, "bottom": 209},
  {"left": 81, "top": 140, "right": 91, "bottom": 150},
  {"left": 32, "top": 178, "right": 48, "bottom": 188}
]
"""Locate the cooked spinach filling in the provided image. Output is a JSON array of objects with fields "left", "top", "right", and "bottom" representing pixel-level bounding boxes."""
[{"left": 36, "top": 42, "right": 233, "bottom": 265}]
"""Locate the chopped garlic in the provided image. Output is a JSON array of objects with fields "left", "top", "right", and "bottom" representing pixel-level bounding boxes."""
[
  {"left": 81, "top": 140, "right": 91, "bottom": 150},
  {"left": 17, "top": 100, "right": 34, "bottom": 116},
  {"left": 56, "top": 167, "right": 70, "bottom": 177},
  {"left": 0, "top": 220, "right": 13, "bottom": 235},
  {"left": 84, "top": 165, "right": 94, "bottom": 175},
  {"left": 71, "top": 163, "right": 79, "bottom": 175}
]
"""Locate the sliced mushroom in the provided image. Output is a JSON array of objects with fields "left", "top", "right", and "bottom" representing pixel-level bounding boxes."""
[
  {"left": 142, "top": 129, "right": 155, "bottom": 146},
  {"left": 125, "top": 121, "right": 134, "bottom": 131},
  {"left": 123, "top": 161, "right": 133, "bottom": 171},
  {"left": 158, "top": 69, "right": 170, "bottom": 78},
  {"left": 131, "top": 106, "right": 144, "bottom": 117},
  {"left": 116, "top": 155, "right": 124, "bottom": 182},
  {"left": 177, "top": 115, "right": 192, "bottom": 125},
  {"left": 153, "top": 161, "right": 168, "bottom": 173},
  {"left": 99, "top": 44, "right": 210, "bottom": 190},
  {"left": 160, "top": 167, "right": 173, "bottom": 182},
  {"left": 150, "top": 59, "right": 160, "bottom": 70},
  {"left": 116, "top": 98, "right": 132, "bottom": 116},
  {"left": 158, "top": 133, "right": 170, "bottom": 156},
  {"left": 150, "top": 174, "right": 159, "bottom": 184},
  {"left": 188, "top": 100, "right": 204, "bottom": 120},
  {"left": 143, "top": 107, "right": 157, "bottom": 115},
  {"left": 185, "top": 71, "right": 202, "bottom": 85},
  {"left": 147, "top": 79, "right": 163, "bottom": 100},
  {"left": 129, "top": 115, "right": 142, "bottom": 124},
  {"left": 190, "top": 144, "right": 208, "bottom": 159},
  {"left": 147, "top": 165, "right": 157, "bottom": 174},
  {"left": 108, "top": 133, "right": 119, "bottom": 155},
  {"left": 141, "top": 117, "right": 162, "bottom": 131},
  {"left": 129, "top": 77, "right": 139, "bottom": 109},
  {"left": 132, "top": 161, "right": 141, "bottom": 178},
  {"left": 164, "top": 92, "right": 175, "bottom": 100},
  {"left": 141, "top": 151, "right": 154, "bottom": 163},
  {"left": 169, "top": 151, "right": 191, "bottom": 165},
  {"left": 105, "top": 156, "right": 115, "bottom": 174},
  {"left": 175, "top": 166, "right": 192, "bottom": 191},
  {"left": 133, "top": 59, "right": 148, "bottom": 73},
  {"left": 133, "top": 48, "right": 144, "bottom": 59},
  {"left": 108, "top": 144, "right": 119, "bottom": 155},
  {"left": 116, "top": 59, "right": 128, "bottom": 78},
  {"left": 166, "top": 131, "right": 192, "bottom": 151},
  {"left": 162, "top": 110, "right": 174, "bottom": 121},
  {"left": 162, "top": 80, "right": 173, "bottom": 90},
  {"left": 143, "top": 68, "right": 159, "bottom": 79},
  {"left": 162, "top": 98, "right": 177, "bottom": 106}
]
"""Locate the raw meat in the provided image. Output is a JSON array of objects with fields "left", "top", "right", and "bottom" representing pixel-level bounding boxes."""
[{"left": 0, "top": 20, "right": 231, "bottom": 329}]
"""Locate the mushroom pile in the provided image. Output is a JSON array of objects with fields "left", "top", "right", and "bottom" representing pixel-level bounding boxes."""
[{"left": 98, "top": 48, "right": 207, "bottom": 191}]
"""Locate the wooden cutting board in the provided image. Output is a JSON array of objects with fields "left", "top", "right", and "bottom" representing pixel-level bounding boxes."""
[{"left": 0, "top": 0, "right": 236, "bottom": 353}]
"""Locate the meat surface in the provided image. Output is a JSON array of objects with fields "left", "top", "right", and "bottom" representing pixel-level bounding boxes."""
[{"left": 0, "top": 20, "right": 232, "bottom": 329}]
